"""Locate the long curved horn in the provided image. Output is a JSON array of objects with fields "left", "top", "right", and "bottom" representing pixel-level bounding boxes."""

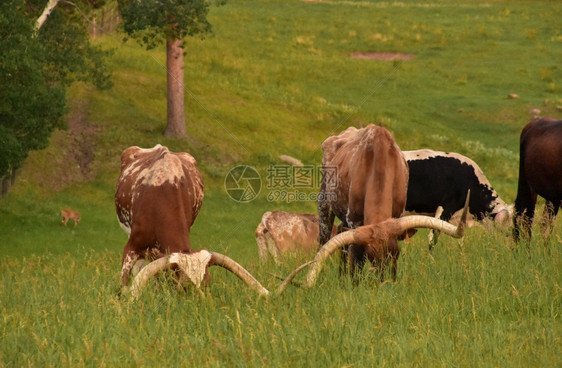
[
  {"left": 276, "top": 231, "right": 357, "bottom": 294},
  {"left": 209, "top": 252, "right": 270, "bottom": 297},
  {"left": 303, "top": 231, "right": 357, "bottom": 288},
  {"left": 397, "top": 189, "right": 470, "bottom": 238},
  {"left": 395, "top": 189, "right": 470, "bottom": 237},
  {"left": 394, "top": 215, "right": 464, "bottom": 237},
  {"left": 275, "top": 261, "right": 315, "bottom": 294},
  {"left": 129, "top": 256, "right": 171, "bottom": 299}
]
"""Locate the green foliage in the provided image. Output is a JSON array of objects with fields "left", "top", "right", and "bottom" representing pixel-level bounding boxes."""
[
  {"left": 118, "top": 0, "right": 216, "bottom": 48},
  {"left": 0, "top": 0, "right": 66, "bottom": 177},
  {"left": 0, "top": 0, "right": 112, "bottom": 179},
  {"left": 28, "top": 0, "right": 114, "bottom": 90}
]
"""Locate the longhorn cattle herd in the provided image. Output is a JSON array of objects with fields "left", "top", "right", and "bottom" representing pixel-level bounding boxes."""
[{"left": 115, "top": 117, "right": 562, "bottom": 298}]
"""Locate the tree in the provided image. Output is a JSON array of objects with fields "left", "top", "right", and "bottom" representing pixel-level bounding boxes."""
[
  {"left": 0, "top": 0, "right": 112, "bottom": 195},
  {"left": 117, "top": 0, "right": 221, "bottom": 138}
]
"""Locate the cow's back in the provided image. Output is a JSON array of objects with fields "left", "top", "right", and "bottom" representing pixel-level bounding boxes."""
[
  {"left": 265, "top": 211, "right": 319, "bottom": 252},
  {"left": 115, "top": 145, "right": 204, "bottom": 251},
  {"left": 322, "top": 125, "right": 408, "bottom": 226},
  {"left": 403, "top": 149, "right": 506, "bottom": 220},
  {"left": 520, "top": 118, "right": 562, "bottom": 202}
]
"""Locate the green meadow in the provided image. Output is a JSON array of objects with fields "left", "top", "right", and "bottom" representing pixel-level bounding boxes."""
[{"left": 1, "top": 0, "right": 561, "bottom": 366}]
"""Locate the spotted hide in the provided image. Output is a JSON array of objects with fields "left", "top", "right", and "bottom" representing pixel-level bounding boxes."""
[
  {"left": 255, "top": 211, "right": 326, "bottom": 263},
  {"left": 115, "top": 144, "right": 204, "bottom": 287}
]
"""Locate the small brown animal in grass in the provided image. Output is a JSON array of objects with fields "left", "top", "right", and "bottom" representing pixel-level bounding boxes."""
[{"left": 61, "top": 209, "right": 81, "bottom": 227}]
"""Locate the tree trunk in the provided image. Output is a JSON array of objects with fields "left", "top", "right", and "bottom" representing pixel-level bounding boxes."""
[
  {"left": 92, "top": 10, "right": 97, "bottom": 38},
  {"left": 10, "top": 167, "right": 16, "bottom": 186},
  {"left": 164, "top": 38, "right": 187, "bottom": 138},
  {"left": 35, "top": 0, "right": 61, "bottom": 31},
  {"left": 101, "top": 8, "right": 105, "bottom": 34}
]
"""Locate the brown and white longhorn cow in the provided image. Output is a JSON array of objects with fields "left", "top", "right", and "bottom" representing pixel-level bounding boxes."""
[
  {"left": 115, "top": 144, "right": 269, "bottom": 297},
  {"left": 317, "top": 125, "right": 411, "bottom": 279},
  {"left": 513, "top": 117, "right": 562, "bottom": 241},
  {"left": 255, "top": 211, "right": 341, "bottom": 263}
]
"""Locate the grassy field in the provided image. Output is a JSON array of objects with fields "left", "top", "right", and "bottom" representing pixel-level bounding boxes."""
[{"left": 1, "top": 0, "right": 561, "bottom": 366}]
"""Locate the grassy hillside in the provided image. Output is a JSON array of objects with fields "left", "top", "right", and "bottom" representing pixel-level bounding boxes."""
[{"left": 1, "top": 0, "right": 561, "bottom": 366}]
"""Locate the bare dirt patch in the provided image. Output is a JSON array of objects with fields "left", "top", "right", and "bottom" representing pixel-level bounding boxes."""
[
  {"left": 21, "top": 94, "right": 99, "bottom": 192},
  {"left": 65, "top": 98, "right": 97, "bottom": 179},
  {"left": 350, "top": 52, "right": 416, "bottom": 61}
]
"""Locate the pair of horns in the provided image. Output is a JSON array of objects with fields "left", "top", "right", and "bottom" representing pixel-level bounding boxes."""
[
  {"left": 130, "top": 191, "right": 469, "bottom": 298},
  {"left": 284, "top": 190, "right": 471, "bottom": 289},
  {"left": 129, "top": 250, "right": 270, "bottom": 299},
  {"left": 129, "top": 250, "right": 314, "bottom": 299}
]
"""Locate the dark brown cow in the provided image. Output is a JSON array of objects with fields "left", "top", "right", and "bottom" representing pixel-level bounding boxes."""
[
  {"left": 115, "top": 144, "right": 269, "bottom": 297},
  {"left": 513, "top": 117, "right": 562, "bottom": 241},
  {"left": 317, "top": 125, "right": 411, "bottom": 279}
]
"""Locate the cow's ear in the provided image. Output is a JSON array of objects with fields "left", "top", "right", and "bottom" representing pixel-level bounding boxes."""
[{"left": 121, "top": 146, "right": 142, "bottom": 169}]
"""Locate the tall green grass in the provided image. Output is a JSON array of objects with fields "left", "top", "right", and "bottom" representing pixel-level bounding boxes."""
[
  {"left": 1, "top": 229, "right": 560, "bottom": 366},
  {"left": 1, "top": 0, "right": 561, "bottom": 366}
]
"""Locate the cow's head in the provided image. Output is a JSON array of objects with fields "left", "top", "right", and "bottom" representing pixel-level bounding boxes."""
[
  {"left": 129, "top": 249, "right": 315, "bottom": 299},
  {"left": 491, "top": 204, "right": 514, "bottom": 225},
  {"left": 281, "top": 191, "right": 470, "bottom": 290},
  {"left": 128, "top": 250, "right": 271, "bottom": 299}
]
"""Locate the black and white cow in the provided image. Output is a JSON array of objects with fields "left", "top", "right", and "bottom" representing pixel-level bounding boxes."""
[{"left": 403, "top": 149, "right": 512, "bottom": 248}]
